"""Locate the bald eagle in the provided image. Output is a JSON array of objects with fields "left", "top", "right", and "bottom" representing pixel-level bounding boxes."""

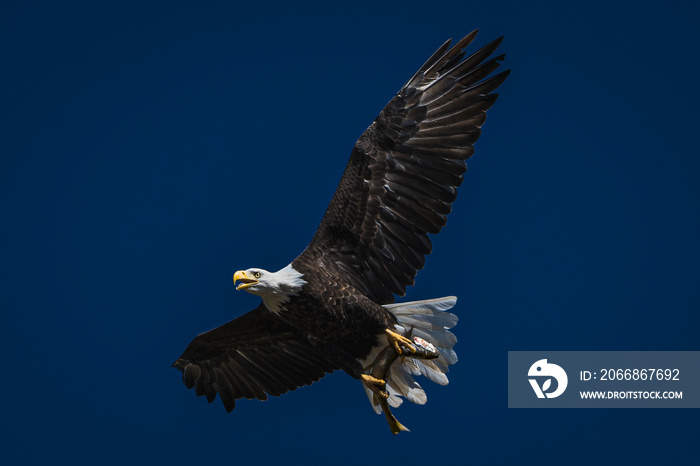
[{"left": 173, "top": 30, "right": 508, "bottom": 432}]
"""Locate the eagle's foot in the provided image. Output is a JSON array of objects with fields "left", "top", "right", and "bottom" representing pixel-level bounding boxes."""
[
  {"left": 385, "top": 329, "right": 416, "bottom": 355},
  {"left": 360, "top": 373, "right": 389, "bottom": 399}
]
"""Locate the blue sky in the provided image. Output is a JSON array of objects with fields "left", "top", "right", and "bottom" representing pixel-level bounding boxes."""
[{"left": 2, "top": 1, "right": 700, "bottom": 464}]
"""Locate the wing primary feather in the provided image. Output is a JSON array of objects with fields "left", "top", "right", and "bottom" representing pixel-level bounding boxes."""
[{"left": 173, "top": 303, "right": 338, "bottom": 410}]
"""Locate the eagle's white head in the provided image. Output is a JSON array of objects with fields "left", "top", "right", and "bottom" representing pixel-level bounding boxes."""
[{"left": 233, "top": 264, "right": 306, "bottom": 314}]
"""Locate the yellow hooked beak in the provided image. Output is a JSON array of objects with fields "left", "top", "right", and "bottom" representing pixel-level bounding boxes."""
[{"left": 233, "top": 270, "right": 258, "bottom": 290}]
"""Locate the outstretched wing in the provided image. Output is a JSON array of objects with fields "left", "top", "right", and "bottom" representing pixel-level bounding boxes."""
[
  {"left": 300, "top": 31, "right": 509, "bottom": 304},
  {"left": 172, "top": 303, "right": 338, "bottom": 412}
]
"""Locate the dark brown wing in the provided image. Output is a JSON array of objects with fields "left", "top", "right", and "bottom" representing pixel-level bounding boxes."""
[
  {"left": 301, "top": 31, "right": 510, "bottom": 304},
  {"left": 172, "top": 303, "right": 338, "bottom": 412}
]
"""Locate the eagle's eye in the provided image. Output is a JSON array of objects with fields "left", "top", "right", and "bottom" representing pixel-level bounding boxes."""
[{"left": 253, "top": 271, "right": 261, "bottom": 279}]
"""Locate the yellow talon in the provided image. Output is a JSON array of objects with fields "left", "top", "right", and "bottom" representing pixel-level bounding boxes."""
[
  {"left": 360, "top": 373, "right": 384, "bottom": 386},
  {"left": 385, "top": 329, "right": 417, "bottom": 355},
  {"left": 360, "top": 373, "right": 388, "bottom": 399}
]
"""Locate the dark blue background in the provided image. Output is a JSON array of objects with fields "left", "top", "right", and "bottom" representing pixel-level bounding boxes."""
[{"left": 2, "top": 1, "right": 699, "bottom": 464}]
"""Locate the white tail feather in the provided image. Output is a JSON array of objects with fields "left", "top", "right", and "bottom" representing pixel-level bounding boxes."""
[
  {"left": 360, "top": 296, "right": 458, "bottom": 413},
  {"left": 388, "top": 363, "right": 427, "bottom": 404}
]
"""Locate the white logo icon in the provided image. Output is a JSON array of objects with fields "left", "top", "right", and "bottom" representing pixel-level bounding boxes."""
[{"left": 528, "top": 359, "right": 568, "bottom": 398}]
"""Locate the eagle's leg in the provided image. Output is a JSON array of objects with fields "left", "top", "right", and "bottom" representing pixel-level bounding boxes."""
[
  {"left": 360, "top": 373, "right": 389, "bottom": 399},
  {"left": 366, "top": 344, "right": 409, "bottom": 434},
  {"left": 385, "top": 328, "right": 417, "bottom": 355},
  {"left": 361, "top": 373, "right": 407, "bottom": 434}
]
